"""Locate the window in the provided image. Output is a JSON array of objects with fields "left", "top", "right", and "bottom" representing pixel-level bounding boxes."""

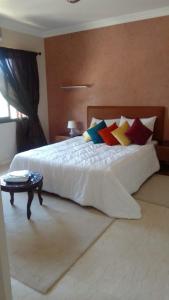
[{"left": 0, "top": 92, "right": 23, "bottom": 122}]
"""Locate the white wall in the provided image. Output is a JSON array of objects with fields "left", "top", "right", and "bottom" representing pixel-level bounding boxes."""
[
  {"left": 0, "top": 191, "right": 12, "bottom": 300},
  {"left": 0, "top": 122, "right": 16, "bottom": 165},
  {"left": 0, "top": 28, "right": 49, "bottom": 165}
]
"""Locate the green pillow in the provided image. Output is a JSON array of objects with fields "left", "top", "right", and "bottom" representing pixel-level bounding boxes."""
[{"left": 87, "top": 120, "right": 106, "bottom": 143}]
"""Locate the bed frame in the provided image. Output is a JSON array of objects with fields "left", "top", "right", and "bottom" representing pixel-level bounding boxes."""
[{"left": 87, "top": 106, "right": 165, "bottom": 142}]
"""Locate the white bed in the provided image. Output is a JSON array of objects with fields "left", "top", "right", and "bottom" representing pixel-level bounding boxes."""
[{"left": 10, "top": 136, "right": 159, "bottom": 219}]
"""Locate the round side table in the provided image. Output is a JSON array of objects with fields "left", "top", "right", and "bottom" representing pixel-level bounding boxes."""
[{"left": 1, "top": 172, "right": 43, "bottom": 220}]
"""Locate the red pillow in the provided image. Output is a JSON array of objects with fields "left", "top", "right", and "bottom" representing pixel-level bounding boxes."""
[
  {"left": 98, "top": 123, "right": 119, "bottom": 146},
  {"left": 125, "top": 118, "right": 153, "bottom": 145}
]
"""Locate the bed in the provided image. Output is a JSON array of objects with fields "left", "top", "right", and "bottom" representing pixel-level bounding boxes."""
[{"left": 10, "top": 106, "right": 165, "bottom": 219}]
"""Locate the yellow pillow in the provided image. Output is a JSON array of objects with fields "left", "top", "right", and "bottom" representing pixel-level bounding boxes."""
[
  {"left": 83, "top": 131, "right": 91, "bottom": 142},
  {"left": 111, "top": 121, "right": 131, "bottom": 146},
  {"left": 83, "top": 123, "right": 96, "bottom": 142}
]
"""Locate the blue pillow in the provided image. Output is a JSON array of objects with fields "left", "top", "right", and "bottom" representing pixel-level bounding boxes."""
[{"left": 87, "top": 120, "right": 107, "bottom": 143}]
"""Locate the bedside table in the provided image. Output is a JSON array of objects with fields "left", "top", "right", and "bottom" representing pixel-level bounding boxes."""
[
  {"left": 156, "top": 141, "right": 169, "bottom": 175},
  {"left": 53, "top": 135, "right": 71, "bottom": 143}
]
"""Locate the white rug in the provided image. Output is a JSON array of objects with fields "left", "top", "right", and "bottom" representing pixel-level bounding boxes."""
[{"left": 2, "top": 191, "right": 113, "bottom": 294}]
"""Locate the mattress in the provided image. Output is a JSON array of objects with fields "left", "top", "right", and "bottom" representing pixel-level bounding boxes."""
[{"left": 10, "top": 136, "right": 160, "bottom": 219}]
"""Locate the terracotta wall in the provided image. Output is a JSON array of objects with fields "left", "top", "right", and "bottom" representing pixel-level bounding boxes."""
[{"left": 45, "top": 16, "right": 169, "bottom": 141}]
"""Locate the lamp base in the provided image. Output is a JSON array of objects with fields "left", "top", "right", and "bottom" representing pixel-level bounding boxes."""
[{"left": 69, "top": 128, "right": 77, "bottom": 137}]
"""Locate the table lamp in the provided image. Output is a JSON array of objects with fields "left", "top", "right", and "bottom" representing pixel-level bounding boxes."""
[{"left": 67, "top": 120, "right": 77, "bottom": 137}]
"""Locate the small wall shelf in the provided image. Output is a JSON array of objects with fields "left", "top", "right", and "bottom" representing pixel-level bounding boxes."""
[{"left": 60, "top": 85, "right": 90, "bottom": 90}]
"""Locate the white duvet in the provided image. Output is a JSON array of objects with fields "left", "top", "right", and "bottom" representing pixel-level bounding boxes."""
[{"left": 10, "top": 137, "right": 160, "bottom": 219}]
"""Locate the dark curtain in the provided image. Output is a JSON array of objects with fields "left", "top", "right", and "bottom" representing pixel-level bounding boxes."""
[{"left": 0, "top": 47, "right": 47, "bottom": 152}]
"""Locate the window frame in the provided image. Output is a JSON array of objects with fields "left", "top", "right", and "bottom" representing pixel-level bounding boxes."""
[
  {"left": 0, "top": 93, "right": 25, "bottom": 123},
  {"left": 0, "top": 117, "right": 16, "bottom": 124}
]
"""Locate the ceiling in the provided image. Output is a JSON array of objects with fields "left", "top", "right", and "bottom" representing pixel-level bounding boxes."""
[{"left": 0, "top": 0, "right": 169, "bottom": 37}]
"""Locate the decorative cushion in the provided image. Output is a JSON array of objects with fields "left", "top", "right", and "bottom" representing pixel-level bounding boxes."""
[
  {"left": 98, "top": 123, "right": 119, "bottom": 146},
  {"left": 83, "top": 123, "right": 96, "bottom": 142},
  {"left": 83, "top": 131, "right": 91, "bottom": 142},
  {"left": 87, "top": 120, "right": 107, "bottom": 144},
  {"left": 125, "top": 118, "right": 153, "bottom": 145},
  {"left": 111, "top": 121, "right": 131, "bottom": 146},
  {"left": 119, "top": 116, "right": 156, "bottom": 142}
]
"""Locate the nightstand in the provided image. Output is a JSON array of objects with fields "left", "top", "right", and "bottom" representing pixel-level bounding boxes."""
[
  {"left": 53, "top": 135, "right": 71, "bottom": 143},
  {"left": 156, "top": 141, "right": 169, "bottom": 175}
]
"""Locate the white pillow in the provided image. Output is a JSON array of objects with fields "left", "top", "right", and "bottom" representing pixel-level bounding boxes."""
[
  {"left": 151, "top": 140, "right": 158, "bottom": 145},
  {"left": 119, "top": 116, "right": 156, "bottom": 130},
  {"left": 119, "top": 116, "right": 157, "bottom": 143},
  {"left": 90, "top": 117, "right": 100, "bottom": 126},
  {"left": 105, "top": 119, "right": 120, "bottom": 126},
  {"left": 90, "top": 117, "right": 120, "bottom": 127}
]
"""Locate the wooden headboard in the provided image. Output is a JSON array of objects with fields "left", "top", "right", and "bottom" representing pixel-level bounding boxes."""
[{"left": 87, "top": 106, "right": 165, "bottom": 142}]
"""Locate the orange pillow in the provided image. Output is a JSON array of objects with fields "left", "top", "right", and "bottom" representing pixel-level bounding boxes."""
[{"left": 98, "top": 123, "right": 119, "bottom": 146}]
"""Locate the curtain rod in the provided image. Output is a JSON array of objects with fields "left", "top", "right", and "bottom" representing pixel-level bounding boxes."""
[{"left": 0, "top": 47, "right": 42, "bottom": 56}]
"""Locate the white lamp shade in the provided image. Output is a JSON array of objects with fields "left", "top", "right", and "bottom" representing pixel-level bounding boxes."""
[{"left": 67, "top": 120, "right": 76, "bottom": 129}]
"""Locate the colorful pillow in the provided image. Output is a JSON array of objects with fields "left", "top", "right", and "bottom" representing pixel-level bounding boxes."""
[
  {"left": 83, "top": 123, "right": 96, "bottom": 142},
  {"left": 98, "top": 123, "right": 119, "bottom": 146},
  {"left": 119, "top": 116, "right": 156, "bottom": 142},
  {"left": 125, "top": 118, "right": 153, "bottom": 145},
  {"left": 111, "top": 121, "right": 131, "bottom": 146},
  {"left": 83, "top": 131, "right": 91, "bottom": 142},
  {"left": 87, "top": 120, "right": 106, "bottom": 144}
]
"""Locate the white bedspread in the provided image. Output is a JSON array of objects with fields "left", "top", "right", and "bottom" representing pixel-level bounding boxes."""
[{"left": 10, "top": 137, "right": 159, "bottom": 219}]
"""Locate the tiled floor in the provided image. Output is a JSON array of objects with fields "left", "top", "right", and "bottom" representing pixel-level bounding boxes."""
[
  {"left": 11, "top": 200, "right": 169, "bottom": 300},
  {"left": 1, "top": 164, "right": 169, "bottom": 300}
]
